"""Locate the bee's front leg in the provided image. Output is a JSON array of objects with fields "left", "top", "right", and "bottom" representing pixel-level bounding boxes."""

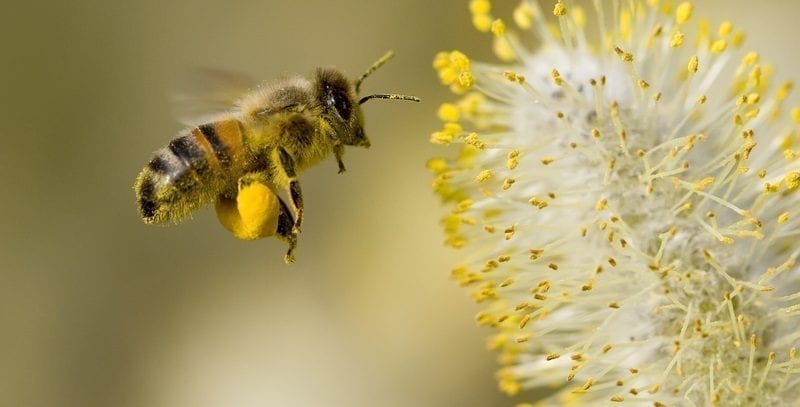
[
  {"left": 277, "top": 147, "right": 304, "bottom": 234},
  {"left": 334, "top": 143, "right": 346, "bottom": 174}
]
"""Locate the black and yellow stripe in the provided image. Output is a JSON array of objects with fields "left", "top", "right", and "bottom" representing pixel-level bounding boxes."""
[{"left": 136, "top": 119, "right": 246, "bottom": 224}]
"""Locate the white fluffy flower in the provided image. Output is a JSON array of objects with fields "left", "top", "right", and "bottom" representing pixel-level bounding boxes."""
[{"left": 430, "top": 1, "right": 800, "bottom": 405}]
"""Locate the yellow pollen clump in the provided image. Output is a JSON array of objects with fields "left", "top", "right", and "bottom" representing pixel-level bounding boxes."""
[{"left": 675, "top": 2, "right": 693, "bottom": 24}]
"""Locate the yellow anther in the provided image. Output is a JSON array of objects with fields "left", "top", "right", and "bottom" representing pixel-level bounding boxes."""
[
  {"left": 779, "top": 212, "right": 790, "bottom": 224},
  {"left": 571, "top": 5, "right": 586, "bottom": 27},
  {"left": 430, "top": 131, "right": 454, "bottom": 145},
  {"left": 693, "top": 177, "right": 715, "bottom": 191},
  {"left": 513, "top": 1, "right": 535, "bottom": 29},
  {"left": 614, "top": 46, "right": 634, "bottom": 62},
  {"left": 465, "top": 132, "right": 486, "bottom": 149},
  {"left": 553, "top": 1, "right": 567, "bottom": 16},
  {"left": 711, "top": 39, "right": 727, "bottom": 53},
  {"left": 688, "top": 55, "right": 699, "bottom": 73},
  {"left": 502, "top": 178, "right": 515, "bottom": 190},
  {"left": 670, "top": 31, "right": 685, "bottom": 47},
  {"left": 449, "top": 51, "right": 471, "bottom": 70},
  {"left": 438, "top": 67, "right": 458, "bottom": 85},
  {"left": 596, "top": 198, "right": 608, "bottom": 211},
  {"left": 746, "top": 93, "right": 760, "bottom": 105},
  {"left": 719, "top": 21, "right": 733, "bottom": 37},
  {"left": 792, "top": 107, "right": 800, "bottom": 124},
  {"left": 491, "top": 19, "right": 506, "bottom": 36},
  {"left": 493, "top": 35, "right": 516, "bottom": 62},
  {"left": 469, "top": 0, "right": 491, "bottom": 15},
  {"left": 433, "top": 52, "right": 449, "bottom": 69},
  {"left": 529, "top": 197, "right": 548, "bottom": 209},
  {"left": 476, "top": 169, "right": 493, "bottom": 183},
  {"left": 777, "top": 82, "right": 793, "bottom": 100},
  {"left": 743, "top": 52, "right": 759, "bottom": 66},
  {"left": 504, "top": 71, "right": 525, "bottom": 84},
  {"left": 786, "top": 172, "right": 800, "bottom": 189},
  {"left": 619, "top": 9, "right": 632, "bottom": 39},
  {"left": 675, "top": 2, "right": 693, "bottom": 24},
  {"left": 507, "top": 150, "right": 520, "bottom": 170},
  {"left": 443, "top": 122, "right": 463, "bottom": 135},
  {"left": 732, "top": 30, "right": 746, "bottom": 47},
  {"left": 472, "top": 14, "right": 493, "bottom": 32},
  {"left": 426, "top": 157, "right": 447, "bottom": 173},
  {"left": 638, "top": 80, "right": 650, "bottom": 89},
  {"left": 519, "top": 314, "right": 531, "bottom": 328},
  {"left": 541, "top": 157, "right": 555, "bottom": 165},
  {"left": 437, "top": 103, "right": 460, "bottom": 122},
  {"left": 551, "top": 69, "right": 564, "bottom": 86},
  {"left": 459, "top": 71, "right": 475, "bottom": 87}
]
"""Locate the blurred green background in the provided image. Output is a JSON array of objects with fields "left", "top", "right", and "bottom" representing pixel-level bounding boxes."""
[{"left": 0, "top": 1, "right": 797, "bottom": 406}]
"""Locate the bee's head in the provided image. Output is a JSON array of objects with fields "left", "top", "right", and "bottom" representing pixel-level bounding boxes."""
[
  {"left": 316, "top": 68, "right": 369, "bottom": 148},
  {"left": 316, "top": 52, "right": 419, "bottom": 149}
]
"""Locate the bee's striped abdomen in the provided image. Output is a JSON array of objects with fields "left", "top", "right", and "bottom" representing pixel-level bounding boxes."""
[{"left": 136, "top": 119, "right": 245, "bottom": 224}]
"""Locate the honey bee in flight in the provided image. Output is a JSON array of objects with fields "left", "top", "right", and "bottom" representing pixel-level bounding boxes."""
[{"left": 135, "top": 51, "right": 419, "bottom": 263}]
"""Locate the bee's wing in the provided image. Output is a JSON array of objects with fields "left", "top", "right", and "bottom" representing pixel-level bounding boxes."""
[{"left": 172, "top": 68, "right": 259, "bottom": 125}]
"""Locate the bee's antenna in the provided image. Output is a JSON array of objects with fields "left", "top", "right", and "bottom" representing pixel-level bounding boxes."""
[
  {"left": 359, "top": 93, "right": 421, "bottom": 105},
  {"left": 355, "top": 51, "right": 396, "bottom": 94}
]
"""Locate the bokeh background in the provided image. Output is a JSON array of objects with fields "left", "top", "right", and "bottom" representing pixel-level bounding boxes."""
[{"left": 1, "top": 1, "right": 798, "bottom": 406}]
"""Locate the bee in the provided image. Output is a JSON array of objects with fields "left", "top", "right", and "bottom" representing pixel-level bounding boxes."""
[{"left": 134, "top": 51, "right": 419, "bottom": 263}]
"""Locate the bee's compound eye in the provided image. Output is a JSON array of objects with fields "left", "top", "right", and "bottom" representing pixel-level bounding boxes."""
[{"left": 326, "top": 85, "right": 352, "bottom": 121}]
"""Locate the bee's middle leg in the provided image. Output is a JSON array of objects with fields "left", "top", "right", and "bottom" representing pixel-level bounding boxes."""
[
  {"left": 334, "top": 143, "right": 346, "bottom": 174},
  {"left": 277, "top": 147, "right": 303, "bottom": 233}
]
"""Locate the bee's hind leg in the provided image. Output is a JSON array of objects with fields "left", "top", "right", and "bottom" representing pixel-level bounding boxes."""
[
  {"left": 274, "top": 196, "right": 299, "bottom": 263},
  {"left": 277, "top": 147, "right": 304, "bottom": 234}
]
